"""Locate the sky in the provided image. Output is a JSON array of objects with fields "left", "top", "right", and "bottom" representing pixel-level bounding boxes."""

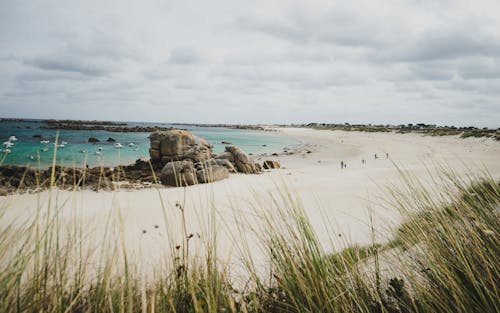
[{"left": 1, "top": 0, "right": 499, "bottom": 127}]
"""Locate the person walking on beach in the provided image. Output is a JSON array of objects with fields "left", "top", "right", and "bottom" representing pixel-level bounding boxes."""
[
  {"left": 386, "top": 152, "right": 389, "bottom": 159},
  {"left": 374, "top": 153, "right": 378, "bottom": 159},
  {"left": 341, "top": 161, "right": 344, "bottom": 169},
  {"left": 362, "top": 158, "right": 366, "bottom": 164}
]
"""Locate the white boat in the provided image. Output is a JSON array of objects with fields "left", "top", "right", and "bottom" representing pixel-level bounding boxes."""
[
  {"left": 128, "top": 143, "right": 135, "bottom": 147},
  {"left": 97, "top": 147, "right": 104, "bottom": 151},
  {"left": 40, "top": 140, "right": 50, "bottom": 144},
  {"left": 61, "top": 141, "right": 68, "bottom": 145},
  {"left": 8, "top": 136, "right": 18, "bottom": 142},
  {"left": 42, "top": 148, "right": 49, "bottom": 152},
  {"left": 56, "top": 144, "right": 65, "bottom": 148},
  {"left": 2, "top": 149, "right": 11, "bottom": 154},
  {"left": 133, "top": 148, "right": 139, "bottom": 151},
  {"left": 27, "top": 155, "right": 35, "bottom": 160},
  {"left": 79, "top": 150, "right": 87, "bottom": 153},
  {"left": 2, "top": 141, "right": 14, "bottom": 148},
  {"left": 113, "top": 143, "right": 123, "bottom": 149},
  {"left": 94, "top": 151, "right": 102, "bottom": 155}
]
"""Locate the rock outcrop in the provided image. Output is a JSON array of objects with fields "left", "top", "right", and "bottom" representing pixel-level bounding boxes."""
[
  {"left": 88, "top": 137, "right": 100, "bottom": 143},
  {"left": 214, "top": 159, "right": 237, "bottom": 173},
  {"left": 160, "top": 160, "right": 198, "bottom": 186},
  {"left": 219, "top": 146, "right": 261, "bottom": 174},
  {"left": 194, "top": 159, "right": 229, "bottom": 184},
  {"left": 159, "top": 159, "right": 230, "bottom": 187},
  {"left": 149, "top": 130, "right": 213, "bottom": 163}
]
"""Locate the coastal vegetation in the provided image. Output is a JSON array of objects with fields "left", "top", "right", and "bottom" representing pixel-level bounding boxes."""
[
  {"left": 298, "top": 123, "right": 500, "bottom": 140},
  {"left": 0, "top": 162, "right": 498, "bottom": 312}
]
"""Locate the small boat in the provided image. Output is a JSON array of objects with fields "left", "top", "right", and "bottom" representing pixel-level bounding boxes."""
[
  {"left": 2, "top": 149, "right": 11, "bottom": 154},
  {"left": 27, "top": 154, "right": 35, "bottom": 160},
  {"left": 133, "top": 148, "right": 139, "bottom": 151},
  {"left": 61, "top": 141, "right": 68, "bottom": 145},
  {"left": 42, "top": 148, "right": 49, "bottom": 152},
  {"left": 113, "top": 143, "right": 123, "bottom": 149},
  {"left": 2, "top": 141, "right": 14, "bottom": 148},
  {"left": 128, "top": 143, "right": 135, "bottom": 147},
  {"left": 94, "top": 151, "right": 102, "bottom": 155},
  {"left": 97, "top": 147, "right": 104, "bottom": 151},
  {"left": 8, "top": 136, "right": 18, "bottom": 142},
  {"left": 56, "top": 144, "right": 65, "bottom": 148},
  {"left": 79, "top": 150, "right": 87, "bottom": 153},
  {"left": 40, "top": 140, "right": 50, "bottom": 144}
]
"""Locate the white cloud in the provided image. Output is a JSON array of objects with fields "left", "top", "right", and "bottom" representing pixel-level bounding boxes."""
[{"left": 0, "top": 0, "right": 499, "bottom": 127}]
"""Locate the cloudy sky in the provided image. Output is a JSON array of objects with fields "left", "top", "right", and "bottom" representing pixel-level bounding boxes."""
[{"left": 1, "top": 0, "right": 499, "bottom": 127}]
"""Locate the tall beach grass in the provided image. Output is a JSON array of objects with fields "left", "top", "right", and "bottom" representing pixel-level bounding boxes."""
[{"left": 0, "top": 150, "right": 498, "bottom": 312}]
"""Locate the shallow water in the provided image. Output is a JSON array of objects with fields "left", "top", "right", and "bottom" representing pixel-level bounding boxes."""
[{"left": 0, "top": 120, "right": 298, "bottom": 168}]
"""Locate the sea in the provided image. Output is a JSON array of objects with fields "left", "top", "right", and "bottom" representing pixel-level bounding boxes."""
[{"left": 0, "top": 120, "right": 299, "bottom": 168}]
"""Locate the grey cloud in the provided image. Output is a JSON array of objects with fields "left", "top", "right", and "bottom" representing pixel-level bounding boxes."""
[
  {"left": 17, "top": 69, "right": 92, "bottom": 82},
  {"left": 409, "top": 62, "right": 455, "bottom": 81},
  {"left": 233, "top": 7, "right": 397, "bottom": 48},
  {"left": 212, "top": 61, "right": 365, "bottom": 91},
  {"left": 25, "top": 55, "right": 111, "bottom": 77},
  {"left": 22, "top": 30, "right": 140, "bottom": 77},
  {"left": 458, "top": 59, "right": 500, "bottom": 80},
  {"left": 168, "top": 46, "right": 205, "bottom": 64},
  {"left": 233, "top": 16, "right": 306, "bottom": 43},
  {"left": 63, "top": 32, "right": 141, "bottom": 61},
  {"left": 394, "top": 30, "right": 500, "bottom": 62}
]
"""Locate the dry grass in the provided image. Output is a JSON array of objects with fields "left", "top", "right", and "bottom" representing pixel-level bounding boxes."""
[{"left": 0, "top": 143, "right": 498, "bottom": 312}]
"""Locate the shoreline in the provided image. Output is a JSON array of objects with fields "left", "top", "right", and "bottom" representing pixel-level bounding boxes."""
[{"left": 1, "top": 127, "right": 499, "bottom": 272}]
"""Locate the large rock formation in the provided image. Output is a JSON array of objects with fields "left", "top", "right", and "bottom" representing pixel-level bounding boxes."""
[
  {"left": 219, "top": 146, "right": 261, "bottom": 174},
  {"left": 149, "top": 130, "right": 213, "bottom": 163},
  {"left": 147, "top": 129, "right": 264, "bottom": 187}
]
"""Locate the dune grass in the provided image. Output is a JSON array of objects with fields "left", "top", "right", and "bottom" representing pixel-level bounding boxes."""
[
  {"left": 300, "top": 123, "right": 500, "bottom": 140},
  {"left": 0, "top": 156, "right": 498, "bottom": 312}
]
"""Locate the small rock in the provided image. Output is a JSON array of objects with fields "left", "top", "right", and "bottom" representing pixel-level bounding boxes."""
[
  {"left": 224, "top": 146, "right": 261, "bottom": 174},
  {"left": 263, "top": 160, "right": 281, "bottom": 169},
  {"left": 88, "top": 137, "right": 100, "bottom": 143}
]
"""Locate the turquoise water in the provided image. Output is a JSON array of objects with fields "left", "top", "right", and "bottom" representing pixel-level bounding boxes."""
[{"left": 0, "top": 120, "right": 298, "bottom": 168}]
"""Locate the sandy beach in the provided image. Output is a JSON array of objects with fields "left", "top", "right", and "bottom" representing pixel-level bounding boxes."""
[{"left": 2, "top": 128, "right": 500, "bottom": 276}]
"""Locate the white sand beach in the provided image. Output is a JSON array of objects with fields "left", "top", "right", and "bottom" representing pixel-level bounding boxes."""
[{"left": 2, "top": 128, "right": 500, "bottom": 277}]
